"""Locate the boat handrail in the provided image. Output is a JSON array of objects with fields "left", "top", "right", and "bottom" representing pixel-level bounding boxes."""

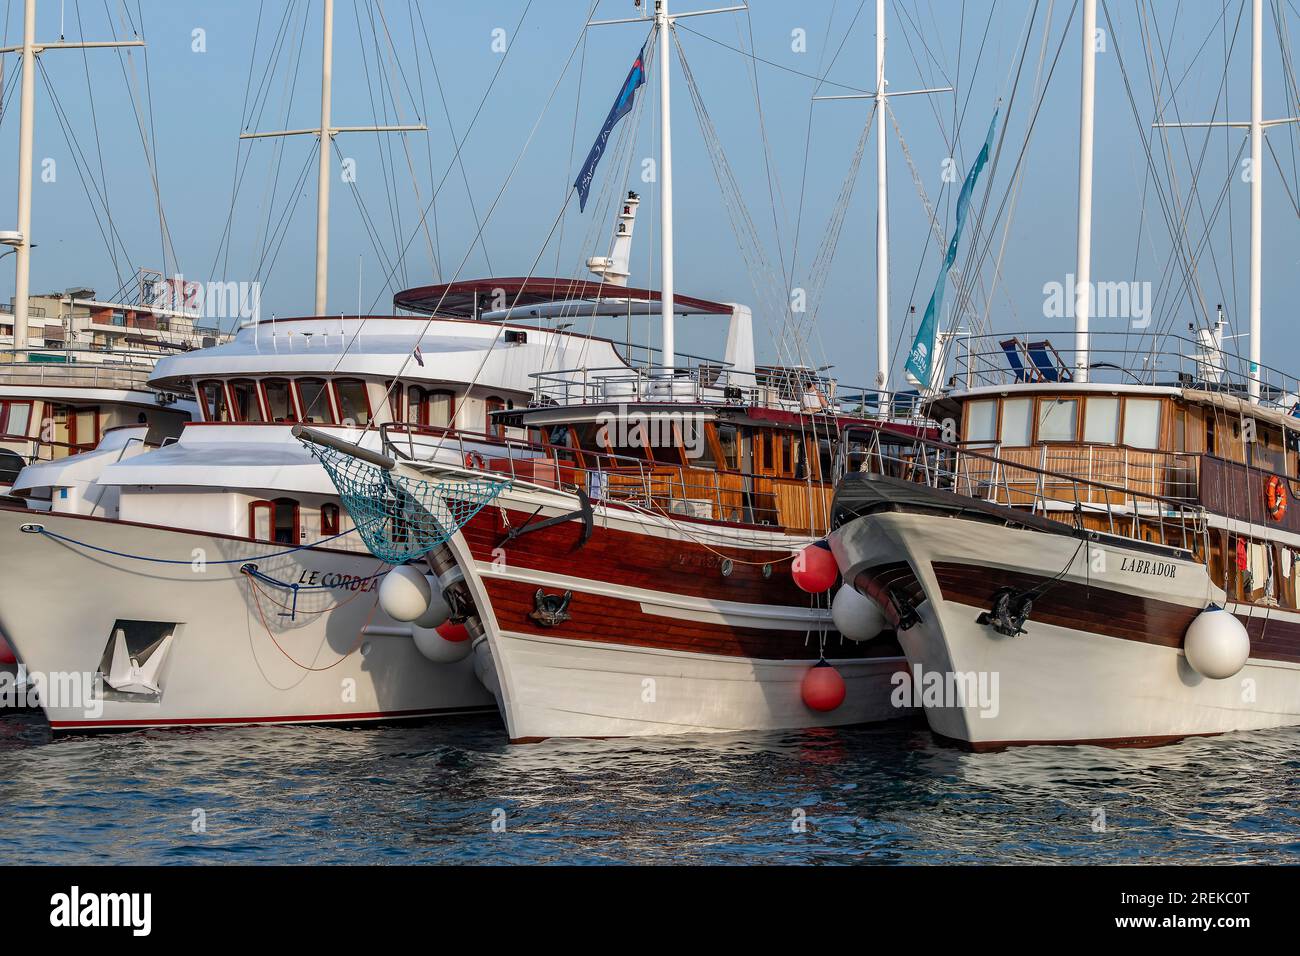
[
  {"left": 839, "top": 426, "right": 1207, "bottom": 552},
  {"left": 950, "top": 330, "right": 1300, "bottom": 413}
]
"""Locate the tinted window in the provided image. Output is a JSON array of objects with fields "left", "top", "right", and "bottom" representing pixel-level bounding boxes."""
[
  {"left": 264, "top": 380, "right": 296, "bottom": 422},
  {"left": 229, "top": 380, "right": 264, "bottom": 423},
  {"left": 296, "top": 379, "right": 336, "bottom": 424},
  {"left": 335, "top": 380, "right": 371, "bottom": 426}
]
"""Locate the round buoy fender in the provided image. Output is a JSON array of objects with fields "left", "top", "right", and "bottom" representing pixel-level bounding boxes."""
[
  {"left": 831, "top": 586, "right": 886, "bottom": 642},
  {"left": 801, "top": 660, "right": 846, "bottom": 712},
  {"left": 378, "top": 565, "right": 432, "bottom": 622},
  {"left": 1184, "top": 605, "right": 1250, "bottom": 679},
  {"left": 792, "top": 542, "right": 838, "bottom": 593}
]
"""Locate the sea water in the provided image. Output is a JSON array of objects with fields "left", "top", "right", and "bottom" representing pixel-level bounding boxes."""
[{"left": 2, "top": 714, "right": 1297, "bottom": 864}]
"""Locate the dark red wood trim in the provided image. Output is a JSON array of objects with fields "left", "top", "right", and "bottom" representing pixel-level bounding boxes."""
[
  {"left": 481, "top": 574, "right": 902, "bottom": 661},
  {"left": 929, "top": 560, "right": 1300, "bottom": 664}
]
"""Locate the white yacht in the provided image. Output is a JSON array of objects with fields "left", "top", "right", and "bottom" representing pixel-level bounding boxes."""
[
  {"left": 0, "top": 279, "right": 220, "bottom": 691},
  {"left": 0, "top": 282, "right": 647, "bottom": 731}
]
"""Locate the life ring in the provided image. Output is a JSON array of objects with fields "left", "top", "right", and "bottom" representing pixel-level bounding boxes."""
[
  {"left": 464, "top": 451, "right": 487, "bottom": 470},
  {"left": 1266, "top": 474, "right": 1288, "bottom": 521}
]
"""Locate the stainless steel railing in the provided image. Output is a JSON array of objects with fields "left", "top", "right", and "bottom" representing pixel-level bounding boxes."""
[{"left": 842, "top": 427, "right": 1208, "bottom": 553}]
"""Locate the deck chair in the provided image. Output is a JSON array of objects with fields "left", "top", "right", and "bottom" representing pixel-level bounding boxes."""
[
  {"left": 999, "top": 337, "right": 1040, "bottom": 383},
  {"left": 1026, "top": 340, "right": 1074, "bottom": 383}
]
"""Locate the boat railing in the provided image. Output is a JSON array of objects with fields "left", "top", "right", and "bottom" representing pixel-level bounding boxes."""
[
  {"left": 0, "top": 353, "right": 160, "bottom": 390},
  {"left": 379, "top": 420, "right": 832, "bottom": 533},
  {"left": 951, "top": 330, "right": 1300, "bottom": 414},
  {"left": 841, "top": 427, "right": 1207, "bottom": 553},
  {"left": 528, "top": 363, "right": 931, "bottom": 422}
]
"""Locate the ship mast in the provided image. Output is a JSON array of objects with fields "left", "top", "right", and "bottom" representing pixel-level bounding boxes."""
[
  {"left": 874, "top": 0, "right": 889, "bottom": 395},
  {"left": 588, "top": 1, "right": 746, "bottom": 373},
  {"left": 1073, "top": 0, "right": 1097, "bottom": 383},
  {"left": 2, "top": 0, "right": 143, "bottom": 352},
  {"left": 240, "top": 0, "right": 425, "bottom": 316},
  {"left": 813, "top": 0, "right": 949, "bottom": 400},
  {"left": 656, "top": 0, "right": 676, "bottom": 370},
  {"left": 1151, "top": 0, "right": 1297, "bottom": 403}
]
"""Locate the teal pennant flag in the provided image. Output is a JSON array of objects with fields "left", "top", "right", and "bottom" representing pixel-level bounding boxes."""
[{"left": 904, "top": 109, "right": 999, "bottom": 387}]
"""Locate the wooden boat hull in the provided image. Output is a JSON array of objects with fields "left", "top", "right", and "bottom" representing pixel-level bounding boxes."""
[{"left": 448, "top": 482, "right": 912, "bottom": 741}]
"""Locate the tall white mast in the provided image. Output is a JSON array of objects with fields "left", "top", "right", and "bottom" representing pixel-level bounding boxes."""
[
  {"left": 1073, "top": 0, "right": 1097, "bottom": 383},
  {"left": 11, "top": 0, "right": 35, "bottom": 354},
  {"left": 657, "top": 0, "right": 676, "bottom": 370},
  {"left": 3, "top": 0, "right": 142, "bottom": 352},
  {"left": 315, "top": 0, "right": 336, "bottom": 318},
  {"left": 874, "top": 0, "right": 889, "bottom": 394},
  {"left": 1151, "top": 0, "right": 1296, "bottom": 403},
  {"left": 587, "top": 2, "right": 746, "bottom": 371},
  {"left": 812, "top": 1, "right": 949, "bottom": 402},
  {"left": 241, "top": 2, "right": 424, "bottom": 316},
  {"left": 1249, "top": 0, "right": 1263, "bottom": 403}
]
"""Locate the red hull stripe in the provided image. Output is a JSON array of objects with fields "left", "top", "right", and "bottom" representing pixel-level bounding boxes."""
[{"left": 48, "top": 704, "right": 496, "bottom": 730}]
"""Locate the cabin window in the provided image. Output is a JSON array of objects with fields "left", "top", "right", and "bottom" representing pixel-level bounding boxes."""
[
  {"left": 485, "top": 396, "right": 506, "bottom": 438},
  {"left": 334, "top": 379, "right": 372, "bottom": 427},
  {"left": 1083, "top": 397, "right": 1120, "bottom": 444},
  {"left": 198, "top": 380, "right": 231, "bottom": 422},
  {"left": 296, "top": 379, "right": 336, "bottom": 424},
  {"left": 1000, "top": 398, "right": 1033, "bottom": 447},
  {"left": 250, "top": 498, "right": 300, "bottom": 545},
  {"left": 780, "top": 433, "right": 795, "bottom": 477},
  {"left": 966, "top": 400, "right": 997, "bottom": 443},
  {"left": 1250, "top": 425, "right": 1287, "bottom": 474},
  {"left": 1037, "top": 398, "right": 1078, "bottom": 442},
  {"left": 74, "top": 408, "right": 99, "bottom": 450},
  {"left": 404, "top": 386, "right": 423, "bottom": 426},
  {"left": 543, "top": 425, "right": 582, "bottom": 467},
  {"left": 716, "top": 424, "right": 741, "bottom": 470},
  {"left": 263, "top": 379, "right": 296, "bottom": 423},
  {"left": 793, "top": 437, "right": 810, "bottom": 479},
  {"left": 405, "top": 387, "right": 454, "bottom": 428},
  {"left": 1122, "top": 398, "right": 1161, "bottom": 449},
  {"left": 0, "top": 400, "right": 32, "bottom": 437},
  {"left": 675, "top": 420, "right": 713, "bottom": 467},
  {"left": 320, "top": 503, "right": 341, "bottom": 537},
  {"left": 229, "top": 379, "right": 265, "bottom": 423},
  {"left": 46, "top": 403, "right": 71, "bottom": 450},
  {"left": 428, "top": 390, "right": 454, "bottom": 428},
  {"left": 756, "top": 430, "right": 774, "bottom": 470}
]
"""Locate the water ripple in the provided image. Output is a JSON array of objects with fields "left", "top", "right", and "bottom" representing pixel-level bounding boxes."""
[{"left": 1, "top": 712, "right": 1298, "bottom": 864}]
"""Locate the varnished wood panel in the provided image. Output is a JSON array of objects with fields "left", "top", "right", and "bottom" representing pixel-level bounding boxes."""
[{"left": 481, "top": 575, "right": 902, "bottom": 661}]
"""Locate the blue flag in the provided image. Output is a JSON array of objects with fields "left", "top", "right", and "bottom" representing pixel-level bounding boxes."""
[
  {"left": 574, "top": 45, "right": 647, "bottom": 212},
  {"left": 904, "top": 109, "right": 1000, "bottom": 387}
]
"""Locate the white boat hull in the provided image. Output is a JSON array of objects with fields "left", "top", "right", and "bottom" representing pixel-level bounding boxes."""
[
  {"left": 830, "top": 509, "right": 1300, "bottom": 748},
  {"left": 0, "top": 506, "right": 495, "bottom": 730}
]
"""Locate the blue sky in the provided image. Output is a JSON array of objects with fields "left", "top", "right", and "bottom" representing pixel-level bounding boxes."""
[{"left": 2, "top": 0, "right": 1297, "bottom": 388}]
